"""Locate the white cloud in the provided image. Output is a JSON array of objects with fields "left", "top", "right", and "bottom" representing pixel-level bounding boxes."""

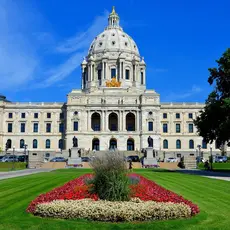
[
  {"left": 163, "top": 85, "right": 202, "bottom": 101},
  {"left": 0, "top": 1, "right": 109, "bottom": 91},
  {"left": 35, "top": 10, "right": 109, "bottom": 88}
]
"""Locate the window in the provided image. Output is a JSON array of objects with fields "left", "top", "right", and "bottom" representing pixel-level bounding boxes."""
[
  {"left": 163, "top": 139, "right": 168, "bottom": 149},
  {"left": 176, "top": 140, "right": 181, "bottom": 149},
  {"left": 188, "top": 113, "right": 193, "bottom": 119},
  {"left": 189, "top": 140, "right": 194, "bottom": 149},
  {"left": 59, "top": 123, "right": 64, "bottom": 133},
  {"left": 125, "top": 69, "right": 130, "bottom": 80},
  {"left": 215, "top": 141, "right": 221, "bottom": 149},
  {"left": 163, "top": 123, "right": 168, "bottom": 133},
  {"left": 7, "top": 139, "right": 12, "bottom": 149},
  {"left": 98, "top": 69, "right": 102, "bottom": 80},
  {"left": 33, "top": 139, "right": 38, "bottom": 149},
  {"left": 46, "top": 123, "right": 51, "bottom": 133},
  {"left": 59, "top": 139, "right": 63, "bottom": 149},
  {"left": 188, "top": 124, "right": 194, "bottom": 133},
  {"left": 21, "top": 123, "right": 26, "bottom": 133},
  {"left": 21, "top": 113, "right": 26, "bottom": 119},
  {"left": 8, "top": 123, "right": 13, "bottom": 133},
  {"left": 47, "top": 113, "right": 51, "bottom": 118},
  {"left": 20, "top": 139, "right": 25, "bottom": 149},
  {"left": 176, "top": 113, "right": 180, "bottom": 119},
  {"left": 59, "top": 113, "right": 64, "bottom": 119},
  {"left": 33, "top": 123, "right": 38, "bottom": 133},
  {"left": 73, "top": 121, "right": 78, "bottom": 131},
  {"left": 8, "top": 113, "right": 13, "bottom": 118},
  {"left": 148, "top": 122, "right": 153, "bottom": 131},
  {"left": 163, "top": 113, "right": 167, "bottom": 119},
  {"left": 176, "top": 124, "right": 181, "bottom": 133},
  {"left": 141, "top": 72, "right": 144, "bottom": 84},
  {"left": 111, "top": 68, "right": 116, "bottom": 78},
  {"left": 34, "top": 113, "right": 38, "bottom": 119},
  {"left": 202, "top": 140, "right": 207, "bottom": 149},
  {"left": 46, "top": 139, "right": 50, "bottom": 149}
]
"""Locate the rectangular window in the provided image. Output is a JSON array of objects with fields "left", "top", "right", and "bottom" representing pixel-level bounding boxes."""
[
  {"left": 73, "top": 121, "right": 78, "bottom": 131},
  {"left": 111, "top": 68, "right": 116, "bottom": 78},
  {"left": 33, "top": 123, "right": 38, "bottom": 133},
  {"left": 176, "top": 124, "right": 181, "bottom": 133},
  {"left": 188, "top": 113, "right": 193, "bottom": 119},
  {"left": 163, "top": 113, "right": 167, "bottom": 119},
  {"left": 98, "top": 69, "right": 102, "bottom": 80},
  {"left": 47, "top": 113, "right": 51, "bottom": 119},
  {"left": 59, "top": 113, "right": 64, "bottom": 119},
  {"left": 8, "top": 123, "right": 13, "bottom": 133},
  {"left": 176, "top": 113, "right": 180, "bottom": 119},
  {"left": 148, "top": 122, "right": 153, "bottom": 131},
  {"left": 46, "top": 123, "right": 51, "bottom": 133},
  {"left": 8, "top": 113, "right": 13, "bottom": 118},
  {"left": 188, "top": 124, "right": 194, "bottom": 133},
  {"left": 141, "top": 72, "right": 144, "bottom": 84},
  {"left": 163, "top": 123, "right": 168, "bottom": 133},
  {"left": 59, "top": 123, "right": 64, "bottom": 133},
  {"left": 125, "top": 69, "right": 130, "bottom": 80},
  {"left": 21, "top": 123, "right": 25, "bottom": 133},
  {"left": 21, "top": 113, "right": 26, "bottom": 119},
  {"left": 34, "top": 113, "right": 38, "bottom": 119}
]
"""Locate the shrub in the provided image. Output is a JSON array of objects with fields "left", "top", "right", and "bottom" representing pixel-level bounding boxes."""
[
  {"left": 89, "top": 151, "right": 130, "bottom": 201},
  {"left": 35, "top": 198, "right": 192, "bottom": 222}
]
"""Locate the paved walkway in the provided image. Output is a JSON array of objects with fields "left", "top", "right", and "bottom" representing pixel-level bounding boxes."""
[
  {"left": 0, "top": 168, "right": 55, "bottom": 180},
  {"left": 177, "top": 169, "right": 230, "bottom": 181}
]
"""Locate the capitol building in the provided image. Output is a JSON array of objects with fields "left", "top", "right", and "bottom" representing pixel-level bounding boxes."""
[{"left": 0, "top": 7, "right": 228, "bottom": 159}]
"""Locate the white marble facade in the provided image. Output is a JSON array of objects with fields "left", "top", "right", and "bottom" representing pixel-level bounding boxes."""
[{"left": 0, "top": 8, "right": 229, "bottom": 157}]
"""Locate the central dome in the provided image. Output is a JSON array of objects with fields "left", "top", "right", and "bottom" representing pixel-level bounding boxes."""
[{"left": 88, "top": 7, "right": 140, "bottom": 58}]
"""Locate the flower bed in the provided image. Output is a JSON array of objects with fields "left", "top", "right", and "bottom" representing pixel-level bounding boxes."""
[
  {"left": 35, "top": 198, "right": 191, "bottom": 222},
  {"left": 27, "top": 173, "right": 199, "bottom": 220}
]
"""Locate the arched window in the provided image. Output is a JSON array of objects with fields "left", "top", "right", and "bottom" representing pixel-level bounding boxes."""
[
  {"left": 202, "top": 140, "right": 207, "bottom": 149},
  {"left": 109, "top": 113, "right": 118, "bottom": 131},
  {"left": 92, "top": 138, "right": 100, "bottom": 151},
  {"left": 127, "top": 138, "right": 134, "bottom": 151},
  {"left": 189, "top": 140, "right": 194, "bottom": 149},
  {"left": 91, "top": 112, "right": 101, "bottom": 131},
  {"left": 176, "top": 140, "right": 181, "bottom": 149},
  {"left": 163, "top": 139, "right": 168, "bottom": 149},
  {"left": 126, "top": 112, "right": 135, "bottom": 131},
  {"left": 46, "top": 139, "right": 50, "bottom": 149},
  {"left": 20, "top": 139, "right": 24, "bottom": 149},
  {"left": 33, "top": 139, "right": 38, "bottom": 149},
  {"left": 59, "top": 139, "right": 63, "bottom": 150},
  {"left": 109, "top": 138, "right": 117, "bottom": 150},
  {"left": 7, "top": 139, "right": 12, "bottom": 149}
]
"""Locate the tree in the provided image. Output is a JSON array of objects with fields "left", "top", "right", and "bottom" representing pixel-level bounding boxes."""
[{"left": 194, "top": 48, "right": 230, "bottom": 149}]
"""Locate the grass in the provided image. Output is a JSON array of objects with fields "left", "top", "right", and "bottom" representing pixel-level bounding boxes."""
[
  {"left": 0, "top": 162, "right": 27, "bottom": 172},
  {"left": 0, "top": 168, "right": 229, "bottom": 230},
  {"left": 198, "top": 162, "right": 230, "bottom": 172}
]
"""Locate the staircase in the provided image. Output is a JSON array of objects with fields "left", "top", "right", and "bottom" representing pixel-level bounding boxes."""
[{"left": 184, "top": 156, "right": 197, "bottom": 169}]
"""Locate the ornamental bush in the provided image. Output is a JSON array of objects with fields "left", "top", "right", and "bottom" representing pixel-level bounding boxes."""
[
  {"left": 35, "top": 198, "right": 192, "bottom": 222},
  {"left": 89, "top": 151, "right": 130, "bottom": 201}
]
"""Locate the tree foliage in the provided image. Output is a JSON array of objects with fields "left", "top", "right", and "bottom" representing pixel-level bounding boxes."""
[{"left": 194, "top": 48, "right": 230, "bottom": 147}]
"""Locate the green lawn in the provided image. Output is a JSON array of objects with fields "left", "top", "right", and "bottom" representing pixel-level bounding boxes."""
[
  {"left": 0, "top": 168, "right": 230, "bottom": 230},
  {"left": 0, "top": 162, "right": 27, "bottom": 172},
  {"left": 198, "top": 162, "right": 230, "bottom": 171}
]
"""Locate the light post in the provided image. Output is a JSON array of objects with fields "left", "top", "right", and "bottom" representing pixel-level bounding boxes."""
[
  {"left": 210, "top": 145, "right": 213, "bottom": 171},
  {"left": 12, "top": 146, "right": 15, "bottom": 170},
  {"left": 24, "top": 143, "right": 28, "bottom": 168}
]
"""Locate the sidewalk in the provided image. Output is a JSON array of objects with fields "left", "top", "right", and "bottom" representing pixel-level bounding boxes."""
[
  {"left": 177, "top": 169, "right": 230, "bottom": 181},
  {"left": 0, "top": 168, "right": 55, "bottom": 180}
]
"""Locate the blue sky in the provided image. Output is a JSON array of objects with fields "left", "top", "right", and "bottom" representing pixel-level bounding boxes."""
[{"left": 0, "top": 0, "right": 229, "bottom": 102}]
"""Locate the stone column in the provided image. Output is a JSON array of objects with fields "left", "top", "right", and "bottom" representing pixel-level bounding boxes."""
[
  {"left": 101, "top": 110, "right": 105, "bottom": 131},
  {"left": 136, "top": 110, "right": 139, "bottom": 131},
  {"left": 87, "top": 111, "right": 91, "bottom": 131},
  {"left": 105, "top": 110, "right": 107, "bottom": 131},
  {"left": 123, "top": 111, "right": 126, "bottom": 131}
]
